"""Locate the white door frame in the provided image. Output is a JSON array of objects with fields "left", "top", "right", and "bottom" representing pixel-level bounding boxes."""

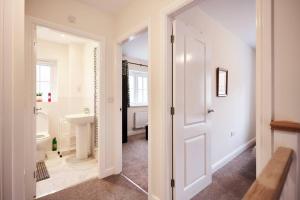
[
  {"left": 1, "top": 0, "right": 26, "bottom": 199},
  {"left": 113, "top": 20, "right": 152, "bottom": 194},
  {"left": 160, "top": 0, "right": 273, "bottom": 199},
  {"left": 0, "top": 0, "right": 4, "bottom": 198},
  {"left": 25, "top": 17, "right": 108, "bottom": 198}
]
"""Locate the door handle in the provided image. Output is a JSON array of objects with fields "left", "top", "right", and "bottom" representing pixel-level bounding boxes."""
[
  {"left": 34, "top": 107, "right": 42, "bottom": 115},
  {"left": 208, "top": 109, "right": 215, "bottom": 114}
]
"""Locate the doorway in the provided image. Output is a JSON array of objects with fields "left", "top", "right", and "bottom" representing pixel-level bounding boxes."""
[
  {"left": 27, "top": 20, "right": 106, "bottom": 199},
  {"left": 119, "top": 29, "right": 149, "bottom": 194},
  {"left": 167, "top": 0, "right": 257, "bottom": 199}
]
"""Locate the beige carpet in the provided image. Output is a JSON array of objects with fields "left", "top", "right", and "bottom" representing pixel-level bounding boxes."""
[
  {"left": 37, "top": 175, "right": 147, "bottom": 200},
  {"left": 37, "top": 142, "right": 255, "bottom": 200},
  {"left": 122, "top": 133, "right": 148, "bottom": 192}
]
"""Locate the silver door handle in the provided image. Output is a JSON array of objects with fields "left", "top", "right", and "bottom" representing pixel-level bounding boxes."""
[
  {"left": 34, "top": 107, "right": 42, "bottom": 114},
  {"left": 208, "top": 109, "right": 215, "bottom": 114}
]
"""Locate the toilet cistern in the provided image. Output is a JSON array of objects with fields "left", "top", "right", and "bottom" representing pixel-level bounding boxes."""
[{"left": 65, "top": 114, "right": 94, "bottom": 160}]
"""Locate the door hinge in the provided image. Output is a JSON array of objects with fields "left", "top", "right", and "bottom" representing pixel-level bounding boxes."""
[
  {"left": 171, "top": 179, "right": 175, "bottom": 187},
  {"left": 171, "top": 35, "right": 175, "bottom": 43},
  {"left": 170, "top": 107, "right": 175, "bottom": 115}
]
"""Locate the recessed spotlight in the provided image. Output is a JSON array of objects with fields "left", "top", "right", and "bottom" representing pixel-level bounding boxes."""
[
  {"left": 61, "top": 34, "right": 65, "bottom": 37},
  {"left": 129, "top": 36, "right": 135, "bottom": 41}
]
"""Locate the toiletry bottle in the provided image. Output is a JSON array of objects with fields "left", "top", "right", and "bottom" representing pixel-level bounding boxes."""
[
  {"left": 52, "top": 137, "right": 57, "bottom": 151},
  {"left": 48, "top": 92, "right": 52, "bottom": 102}
]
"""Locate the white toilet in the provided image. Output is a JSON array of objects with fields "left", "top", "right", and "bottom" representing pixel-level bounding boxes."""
[{"left": 36, "top": 111, "right": 51, "bottom": 162}]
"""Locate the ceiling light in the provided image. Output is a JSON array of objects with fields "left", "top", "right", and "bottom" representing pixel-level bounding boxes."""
[
  {"left": 61, "top": 34, "right": 65, "bottom": 37},
  {"left": 129, "top": 36, "right": 135, "bottom": 41}
]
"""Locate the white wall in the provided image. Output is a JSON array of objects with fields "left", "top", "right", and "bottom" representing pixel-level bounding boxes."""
[
  {"left": 83, "top": 43, "right": 97, "bottom": 113},
  {"left": 36, "top": 39, "right": 95, "bottom": 150},
  {"left": 26, "top": 0, "right": 116, "bottom": 174},
  {"left": 122, "top": 31, "right": 148, "bottom": 61},
  {"left": 274, "top": 0, "right": 300, "bottom": 121},
  {"left": 176, "top": 7, "right": 256, "bottom": 169},
  {"left": 272, "top": 1, "right": 300, "bottom": 199}
]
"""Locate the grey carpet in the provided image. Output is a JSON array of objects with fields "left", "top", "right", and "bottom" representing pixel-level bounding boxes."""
[
  {"left": 192, "top": 146, "right": 256, "bottom": 200},
  {"left": 37, "top": 175, "right": 147, "bottom": 200},
  {"left": 36, "top": 161, "right": 50, "bottom": 182},
  {"left": 122, "top": 133, "right": 148, "bottom": 192}
]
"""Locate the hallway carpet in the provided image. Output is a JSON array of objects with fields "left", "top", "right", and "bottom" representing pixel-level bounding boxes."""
[
  {"left": 192, "top": 146, "right": 256, "bottom": 200},
  {"left": 122, "top": 133, "right": 148, "bottom": 192},
  {"left": 37, "top": 145, "right": 255, "bottom": 200},
  {"left": 37, "top": 175, "right": 147, "bottom": 200}
]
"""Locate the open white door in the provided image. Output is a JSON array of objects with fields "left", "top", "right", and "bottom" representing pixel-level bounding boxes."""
[
  {"left": 25, "top": 20, "right": 38, "bottom": 199},
  {"left": 173, "top": 19, "right": 212, "bottom": 200}
]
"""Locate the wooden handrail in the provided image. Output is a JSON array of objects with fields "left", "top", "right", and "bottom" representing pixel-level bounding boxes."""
[
  {"left": 271, "top": 120, "right": 300, "bottom": 133},
  {"left": 243, "top": 147, "right": 293, "bottom": 200}
]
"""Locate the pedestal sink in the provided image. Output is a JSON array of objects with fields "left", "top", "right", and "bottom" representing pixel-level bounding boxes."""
[{"left": 65, "top": 114, "right": 94, "bottom": 160}]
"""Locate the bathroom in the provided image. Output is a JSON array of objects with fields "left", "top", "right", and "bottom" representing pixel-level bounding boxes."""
[{"left": 35, "top": 26, "right": 100, "bottom": 198}]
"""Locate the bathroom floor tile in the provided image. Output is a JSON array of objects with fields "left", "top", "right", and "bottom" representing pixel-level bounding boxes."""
[{"left": 36, "top": 154, "right": 98, "bottom": 198}]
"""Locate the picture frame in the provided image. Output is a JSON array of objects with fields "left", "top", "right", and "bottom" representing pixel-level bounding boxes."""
[{"left": 216, "top": 67, "right": 228, "bottom": 97}]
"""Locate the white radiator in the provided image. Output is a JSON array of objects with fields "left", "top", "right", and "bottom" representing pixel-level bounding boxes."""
[{"left": 134, "top": 111, "right": 148, "bottom": 129}]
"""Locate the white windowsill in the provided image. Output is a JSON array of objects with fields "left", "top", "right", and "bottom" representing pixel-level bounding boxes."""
[{"left": 129, "top": 105, "right": 148, "bottom": 108}]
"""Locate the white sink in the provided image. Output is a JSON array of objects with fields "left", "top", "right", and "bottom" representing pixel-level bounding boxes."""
[
  {"left": 65, "top": 114, "right": 94, "bottom": 124},
  {"left": 65, "top": 113, "right": 94, "bottom": 160}
]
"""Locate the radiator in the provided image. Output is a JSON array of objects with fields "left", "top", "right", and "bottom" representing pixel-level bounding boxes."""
[{"left": 134, "top": 111, "right": 148, "bottom": 129}]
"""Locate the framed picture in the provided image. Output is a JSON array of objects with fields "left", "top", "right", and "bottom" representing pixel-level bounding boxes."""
[{"left": 216, "top": 67, "right": 228, "bottom": 97}]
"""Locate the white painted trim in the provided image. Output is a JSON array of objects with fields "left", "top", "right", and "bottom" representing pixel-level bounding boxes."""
[
  {"left": 149, "top": 194, "right": 161, "bottom": 200},
  {"left": 25, "top": 16, "right": 108, "bottom": 197},
  {"left": 24, "top": 17, "right": 36, "bottom": 200},
  {"left": 128, "top": 130, "right": 145, "bottom": 136},
  {"left": 121, "top": 174, "right": 148, "bottom": 195},
  {"left": 0, "top": 0, "right": 3, "bottom": 198},
  {"left": 161, "top": 0, "right": 270, "bottom": 199},
  {"left": 113, "top": 19, "right": 152, "bottom": 195},
  {"left": 212, "top": 138, "right": 256, "bottom": 173},
  {"left": 29, "top": 17, "right": 106, "bottom": 42},
  {"left": 2, "top": 0, "right": 26, "bottom": 199},
  {"left": 255, "top": 0, "right": 273, "bottom": 175},
  {"left": 161, "top": 1, "right": 209, "bottom": 199}
]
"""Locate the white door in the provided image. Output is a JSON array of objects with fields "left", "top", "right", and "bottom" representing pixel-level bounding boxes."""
[
  {"left": 24, "top": 21, "right": 38, "bottom": 199},
  {"left": 173, "top": 19, "right": 212, "bottom": 200}
]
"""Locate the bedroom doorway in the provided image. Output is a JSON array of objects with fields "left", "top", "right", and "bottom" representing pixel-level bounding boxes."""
[{"left": 120, "top": 29, "right": 149, "bottom": 194}]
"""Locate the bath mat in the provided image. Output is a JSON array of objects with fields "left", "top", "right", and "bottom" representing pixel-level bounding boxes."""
[{"left": 36, "top": 161, "right": 50, "bottom": 182}]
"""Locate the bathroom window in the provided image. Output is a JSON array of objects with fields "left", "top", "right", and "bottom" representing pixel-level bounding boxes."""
[
  {"left": 36, "top": 60, "right": 57, "bottom": 102},
  {"left": 129, "top": 70, "right": 148, "bottom": 106}
]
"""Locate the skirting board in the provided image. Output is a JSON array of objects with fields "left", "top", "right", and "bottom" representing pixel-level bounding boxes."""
[
  {"left": 99, "top": 167, "right": 115, "bottom": 179},
  {"left": 212, "top": 138, "right": 256, "bottom": 173},
  {"left": 128, "top": 129, "right": 146, "bottom": 136},
  {"left": 148, "top": 194, "right": 160, "bottom": 200}
]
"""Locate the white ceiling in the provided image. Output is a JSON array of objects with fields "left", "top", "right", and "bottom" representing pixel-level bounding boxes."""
[
  {"left": 37, "top": 26, "right": 97, "bottom": 45},
  {"left": 198, "top": 0, "right": 256, "bottom": 47},
  {"left": 122, "top": 31, "right": 148, "bottom": 61},
  {"left": 74, "top": 0, "right": 132, "bottom": 14}
]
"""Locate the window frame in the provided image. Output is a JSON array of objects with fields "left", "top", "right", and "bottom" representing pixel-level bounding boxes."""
[
  {"left": 36, "top": 59, "right": 58, "bottom": 102},
  {"left": 129, "top": 70, "right": 148, "bottom": 107}
]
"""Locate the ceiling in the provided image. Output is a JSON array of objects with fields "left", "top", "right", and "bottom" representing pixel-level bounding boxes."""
[
  {"left": 74, "top": 0, "right": 132, "bottom": 14},
  {"left": 122, "top": 31, "right": 148, "bottom": 61},
  {"left": 198, "top": 0, "right": 256, "bottom": 48},
  {"left": 37, "top": 26, "right": 97, "bottom": 45}
]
